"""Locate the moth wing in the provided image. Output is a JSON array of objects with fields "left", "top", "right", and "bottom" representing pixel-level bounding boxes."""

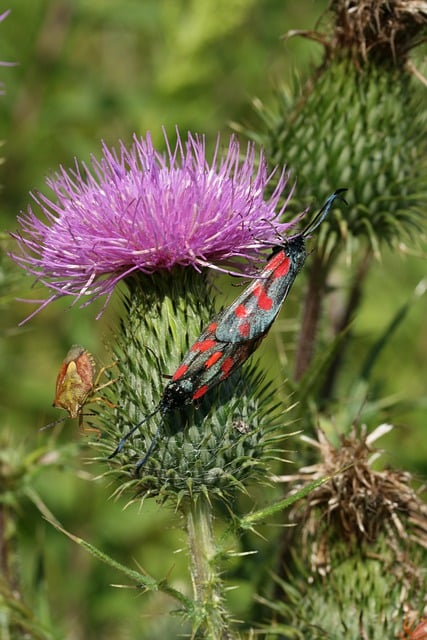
[
  {"left": 171, "top": 321, "right": 219, "bottom": 384},
  {"left": 191, "top": 337, "right": 263, "bottom": 398},
  {"left": 170, "top": 319, "right": 262, "bottom": 403},
  {"left": 179, "top": 337, "right": 262, "bottom": 402},
  {"left": 216, "top": 257, "right": 298, "bottom": 343}
]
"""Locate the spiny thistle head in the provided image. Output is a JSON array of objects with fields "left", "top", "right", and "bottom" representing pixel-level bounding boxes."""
[
  {"left": 10, "top": 129, "right": 296, "bottom": 321},
  {"left": 96, "top": 272, "right": 289, "bottom": 505},
  {"left": 242, "top": 0, "right": 427, "bottom": 259},
  {"left": 14, "top": 129, "right": 303, "bottom": 504}
]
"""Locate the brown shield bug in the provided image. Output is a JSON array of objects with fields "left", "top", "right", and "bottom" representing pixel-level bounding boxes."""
[{"left": 48, "top": 345, "right": 117, "bottom": 435}]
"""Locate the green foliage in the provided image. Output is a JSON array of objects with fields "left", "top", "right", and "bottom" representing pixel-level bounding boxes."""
[{"left": 0, "top": 428, "right": 84, "bottom": 639}]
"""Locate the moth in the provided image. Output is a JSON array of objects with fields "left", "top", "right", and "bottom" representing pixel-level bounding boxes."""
[{"left": 110, "top": 190, "right": 347, "bottom": 471}]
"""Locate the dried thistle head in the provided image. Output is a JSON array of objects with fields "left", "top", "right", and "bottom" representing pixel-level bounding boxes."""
[
  {"left": 278, "top": 424, "right": 427, "bottom": 575},
  {"left": 329, "top": 0, "right": 427, "bottom": 63},
  {"left": 268, "top": 425, "right": 427, "bottom": 638},
  {"left": 285, "top": 0, "right": 427, "bottom": 75}
]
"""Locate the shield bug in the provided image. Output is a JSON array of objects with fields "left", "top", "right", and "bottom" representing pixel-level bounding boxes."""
[{"left": 49, "top": 345, "right": 116, "bottom": 435}]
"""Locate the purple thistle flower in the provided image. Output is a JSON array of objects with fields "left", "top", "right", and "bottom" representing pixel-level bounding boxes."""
[{"left": 11, "top": 129, "right": 297, "bottom": 319}]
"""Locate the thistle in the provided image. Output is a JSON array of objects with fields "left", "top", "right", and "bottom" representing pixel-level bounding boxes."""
[
  {"left": 11, "top": 128, "right": 302, "bottom": 637},
  {"left": 10, "top": 130, "right": 294, "bottom": 318},
  {"left": 270, "top": 425, "right": 427, "bottom": 639},
  {"left": 10, "top": 129, "right": 298, "bottom": 494}
]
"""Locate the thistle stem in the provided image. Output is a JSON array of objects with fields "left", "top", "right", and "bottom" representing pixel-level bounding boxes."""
[
  {"left": 0, "top": 504, "right": 19, "bottom": 591},
  {"left": 320, "top": 250, "right": 372, "bottom": 401},
  {"left": 294, "top": 253, "right": 328, "bottom": 380},
  {"left": 186, "top": 496, "right": 234, "bottom": 640}
]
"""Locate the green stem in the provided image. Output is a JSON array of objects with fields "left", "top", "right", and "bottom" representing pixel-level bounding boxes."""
[
  {"left": 320, "top": 249, "right": 372, "bottom": 403},
  {"left": 238, "top": 474, "right": 332, "bottom": 531},
  {"left": 0, "top": 503, "right": 19, "bottom": 592},
  {"left": 294, "top": 253, "right": 329, "bottom": 381},
  {"left": 186, "top": 496, "right": 234, "bottom": 640}
]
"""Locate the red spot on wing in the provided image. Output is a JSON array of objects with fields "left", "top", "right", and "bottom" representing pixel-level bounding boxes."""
[
  {"left": 272, "top": 255, "right": 291, "bottom": 279},
  {"left": 234, "top": 304, "right": 248, "bottom": 318},
  {"left": 220, "top": 357, "right": 234, "bottom": 378},
  {"left": 206, "top": 321, "right": 218, "bottom": 333},
  {"left": 238, "top": 321, "right": 251, "bottom": 338},
  {"left": 191, "top": 339, "right": 217, "bottom": 353},
  {"left": 253, "top": 282, "right": 273, "bottom": 311},
  {"left": 192, "top": 385, "right": 209, "bottom": 400},
  {"left": 173, "top": 363, "right": 189, "bottom": 380},
  {"left": 266, "top": 250, "right": 287, "bottom": 272},
  {"left": 204, "top": 351, "right": 223, "bottom": 369}
]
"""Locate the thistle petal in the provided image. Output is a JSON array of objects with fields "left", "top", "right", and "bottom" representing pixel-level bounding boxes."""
[{"left": 10, "top": 130, "right": 298, "bottom": 318}]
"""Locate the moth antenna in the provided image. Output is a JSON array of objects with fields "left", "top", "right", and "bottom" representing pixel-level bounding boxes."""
[
  {"left": 302, "top": 188, "right": 348, "bottom": 238},
  {"left": 108, "top": 407, "right": 160, "bottom": 458},
  {"left": 134, "top": 421, "right": 163, "bottom": 474}
]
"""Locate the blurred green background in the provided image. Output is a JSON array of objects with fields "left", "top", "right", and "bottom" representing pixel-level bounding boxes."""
[{"left": 0, "top": 1, "right": 426, "bottom": 638}]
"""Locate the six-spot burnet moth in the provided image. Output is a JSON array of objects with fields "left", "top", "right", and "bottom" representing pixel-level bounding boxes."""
[
  {"left": 110, "top": 189, "right": 347, "bottom": 472},
  {"left": 45, "top": 345, "right": 117, "bottom": 435}
]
